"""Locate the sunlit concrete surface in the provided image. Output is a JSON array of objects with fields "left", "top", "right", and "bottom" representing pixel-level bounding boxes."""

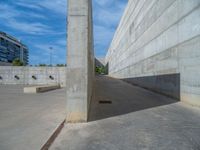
[
  {"left": 66, "top": 0, "right": 94, "bottom": 122},
  {"left": 106, "top": 0, "right": 200, "bottom": 106},
  {"left": 51, "top": 76, "right": 200, "bottom": 150},
  {"left": 0, "top": 85, "right": 66, "bottom": 150}
]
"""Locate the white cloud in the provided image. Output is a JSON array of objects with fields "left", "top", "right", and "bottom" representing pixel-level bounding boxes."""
[
  {"left": 39, "top": 0, "right": 67, "bottom": 15},
  {"left": 17, "top": 0, "right": 67, "bottom": 15},
  {"left": 94, "top": 8, "right": 123, "bottom": 27},
  {"left": 0, "top": 3, "right": 46, "bottom": 19},
  {"left": 94, "top": 25, "right": 114, "bottom": 45},
  {"left": 0, "top": 3, "right": 64, "bottom": 35},
  {"left": 7, "top": 20, "right": 52, "bottom": 35},
  {"left": 92, "top": 0, "right": 128, "bottom": 56},
  {"left": 0, "top": 4, "right": 19, "bottom": 19},
  {"left": 15, "top": 2, "right": 43, "bottom": 10}
]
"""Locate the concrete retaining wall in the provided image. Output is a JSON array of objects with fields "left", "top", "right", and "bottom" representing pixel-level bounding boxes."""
[
  {"left": 0, "top": 66, "right": 66, "bottom": 87},
  {"left": 106, "top": 0, "right": 200, "bottom": 106},
  {"left": 0, "top": 62, "right": 12, "bottom": 66},
  {"left": 66, "top": 0, "right": 95, "bottom": 122}
]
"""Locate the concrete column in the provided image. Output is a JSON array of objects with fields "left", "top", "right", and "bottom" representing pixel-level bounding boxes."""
[{"left": 66, "top": 0, "right": 94, "bottom": 123}]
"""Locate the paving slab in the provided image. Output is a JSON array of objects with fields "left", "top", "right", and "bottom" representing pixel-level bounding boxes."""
[
  {"left": 0, "top": 85, "right": 66, "bottom": 150},
  {"left": 50, "top": 76, "right": 200, "bottom": 150}
]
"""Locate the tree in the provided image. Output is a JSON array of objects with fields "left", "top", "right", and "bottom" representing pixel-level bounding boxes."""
[
  {"left": 56, "top": 64, "right": 65, "bottom": 67},
  {"left": 39, "top": 64, "right": 47, "bottom": 67},
  {"left": 12, "top": 58, "right": 24, "bottom": 66},
  {"left": 95, "top": 66, "right": 106, "bottom": 74}
]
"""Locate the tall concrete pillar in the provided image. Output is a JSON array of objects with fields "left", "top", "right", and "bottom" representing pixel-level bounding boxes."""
[{"left": 66, "top": 0, "right": 94, "bottom": 123}]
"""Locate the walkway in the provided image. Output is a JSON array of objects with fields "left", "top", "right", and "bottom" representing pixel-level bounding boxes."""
[
  {"left": 51, "top": 76, "right": 200, "bottom": 150},
  {"left": 0, "top": 85, "right": 66, "bottom": 150}
]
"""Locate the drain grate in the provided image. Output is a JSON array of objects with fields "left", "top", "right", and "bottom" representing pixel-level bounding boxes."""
[
  {"left": 99, "top": 100, "right": 112, "bottom": 104},
  {"left": 41, "top": 120, "right": 65, "bottom": 150}
]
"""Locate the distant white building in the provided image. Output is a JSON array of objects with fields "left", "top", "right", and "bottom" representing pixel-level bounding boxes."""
[{"left": 0, "top": 31, "right": 29, "bottom": 65}]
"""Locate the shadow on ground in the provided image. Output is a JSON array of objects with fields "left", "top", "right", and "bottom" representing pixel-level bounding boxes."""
[{"left": 89, "top": 75, "right": 179, "bottom": 121}]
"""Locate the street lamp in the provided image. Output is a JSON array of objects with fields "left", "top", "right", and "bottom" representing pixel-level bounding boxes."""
[{"left": 49, "top": 47, "right": 53, "bottom": 66}]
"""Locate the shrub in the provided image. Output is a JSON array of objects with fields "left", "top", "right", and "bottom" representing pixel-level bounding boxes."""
[
  {"left": 96, "top": 66, "right": 106, "bottom": 74},
  {"left": 12, "top": 58, "right": 24, "bottom": 66}
]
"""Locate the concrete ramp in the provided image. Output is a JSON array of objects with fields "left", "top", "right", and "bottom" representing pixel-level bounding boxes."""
[
  {"left": 89, "top": 75, "right": 178, "bottom": 121},
  {"left": 50, "top": 76, "right": 200, "bottom": 150}
]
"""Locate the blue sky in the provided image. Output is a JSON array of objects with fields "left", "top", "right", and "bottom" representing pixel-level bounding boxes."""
[{"left": 0, "top": 0, "right": 127, "bottom": 65}]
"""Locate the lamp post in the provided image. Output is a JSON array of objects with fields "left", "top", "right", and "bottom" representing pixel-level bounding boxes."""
[{"left": 49, "top": 47, "right": 53, "bottom": 66}]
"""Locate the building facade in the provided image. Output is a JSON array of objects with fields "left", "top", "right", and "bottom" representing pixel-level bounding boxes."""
[
  {"left": 0, "top": 32, "right": 29, "bottom": 65},
  {"left": 106, "top": 0, "right": 200, "bottom": 106}
]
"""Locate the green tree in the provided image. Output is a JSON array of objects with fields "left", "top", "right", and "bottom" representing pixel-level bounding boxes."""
[
  {"left": 95, "top": 66, "right": 106, "bottom": 74},
  {"left": 12, "top": 58, "right": 24, "bottom": 66},
  {"left": 39, "top": 64, "right": 47, "bottom": 67},
  {"left": 56, "top": 64, "right": 65, "bottom": 67}
]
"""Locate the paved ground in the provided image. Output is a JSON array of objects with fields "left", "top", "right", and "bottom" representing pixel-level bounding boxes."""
[
  {"left": 51, "top": 76, "right": 200, "bottom": 150},
  {"left": 0, "top": 85, "right": 66, "bottom": 150}
]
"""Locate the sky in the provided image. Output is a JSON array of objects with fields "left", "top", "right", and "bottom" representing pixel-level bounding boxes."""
[{"left": 0, "top": 0, "right": 127, "bottom": 65}]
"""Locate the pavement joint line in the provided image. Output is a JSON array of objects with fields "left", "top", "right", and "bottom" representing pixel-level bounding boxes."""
[{"left": 41, "top": 119, "right": 66, "bottom": 150}]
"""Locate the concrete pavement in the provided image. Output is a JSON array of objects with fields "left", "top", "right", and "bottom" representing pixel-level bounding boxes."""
[
  {"left": 0, "top": 85, "right": 66, "bottom": 150},
  {"left": 51, "top": 76, "right": 200, "bottom": 150}
]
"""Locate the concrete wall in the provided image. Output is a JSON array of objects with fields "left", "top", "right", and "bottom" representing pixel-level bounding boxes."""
[
  {"left": 0, "top": 62, "right": 12, "bottom": 66},
  {"left": 0, "top": 66, "right": 66, "bottom": 87},
  {"left": 106, "top": 0, "right": 200, "bottom": 106},
  {"left": 66, "top": 0, "right": 95, "bottom": 122}
]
